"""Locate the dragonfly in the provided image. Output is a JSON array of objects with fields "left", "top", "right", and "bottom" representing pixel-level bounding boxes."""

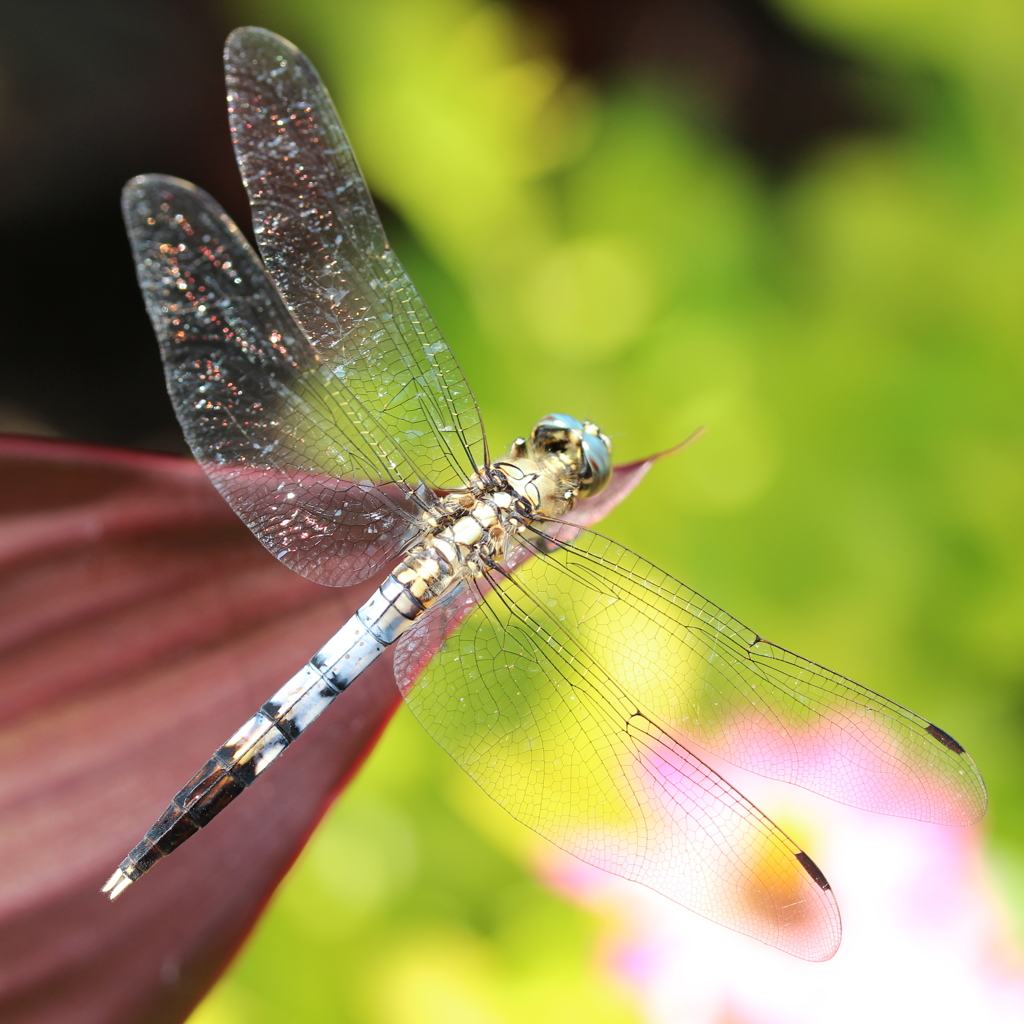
[{"left": 104, "top": 26, "right": 986, "bottom": 961}]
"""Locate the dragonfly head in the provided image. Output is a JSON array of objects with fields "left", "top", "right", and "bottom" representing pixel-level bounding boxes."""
[{"left": 529, "top": 414, "right": 612, "bottom": 500}]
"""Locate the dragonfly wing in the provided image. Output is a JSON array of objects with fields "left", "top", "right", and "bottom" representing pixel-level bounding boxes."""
[
  {"left": 225, "top": 27, "right": 486, "bottom": 491},
  {"left": 394, "top": 544, "right": 842, "bottom": 960},
  {"left": 123, "top": 175, "right": 421, "bottom": 586},
  {"left": 490, "top": 528, "right": 985, "bottom": 825}
]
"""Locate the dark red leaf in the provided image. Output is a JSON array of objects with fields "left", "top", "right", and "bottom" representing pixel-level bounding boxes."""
[
  {"left": 0, "top": 434, "right": 663, "bottom": 1023},
  {"left": 0, "top": 436, "right": 398, "bottom": 1023}
]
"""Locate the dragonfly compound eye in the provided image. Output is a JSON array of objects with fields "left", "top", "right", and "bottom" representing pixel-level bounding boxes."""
[
  {"left": 529, "top": 413, "right": 581, "bottom": 456},
  {"left": 578, "top": 421, "right": 612, "bottom": 499},
  {"left": 530, "top": 414, "right": 611, "bottom": 499}
]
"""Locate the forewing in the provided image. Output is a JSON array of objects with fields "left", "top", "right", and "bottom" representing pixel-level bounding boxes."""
[
  {"left": 493, "top": 529, "right": 985, "bottom": 825},
  {"left": 225, "top": 26, "right": 486, "bottom": 490},
  {"left": 123, "top": 174, "right": 421, "bottom": 586},
  {"left": 394, "top": 543, "right": 842, "bottom": 960}
]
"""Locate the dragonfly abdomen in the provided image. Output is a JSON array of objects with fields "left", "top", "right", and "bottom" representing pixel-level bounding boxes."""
[
  {"left": 102, "top": 556, "right": 452, "bottom": 898},
  {"left": 102, "top": 615, "right": 388, "bottom": 897}
]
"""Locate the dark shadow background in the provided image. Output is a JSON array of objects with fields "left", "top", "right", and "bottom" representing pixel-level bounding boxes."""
[{"left": 0, "top": 0, "right": 887, "bottom": 451}]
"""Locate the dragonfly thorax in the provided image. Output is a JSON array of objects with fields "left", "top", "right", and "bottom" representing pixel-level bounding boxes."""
[{"left": 398, "top": 415, "right": 612, "bottom": 615}]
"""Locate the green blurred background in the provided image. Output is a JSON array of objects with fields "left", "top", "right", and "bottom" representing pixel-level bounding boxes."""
[
  {"left": 4, "top": 0, "right": 1024, "bottom": 1019},
  {"left": 203, "top": 0, "right": 1024, "bottom": 1017}
]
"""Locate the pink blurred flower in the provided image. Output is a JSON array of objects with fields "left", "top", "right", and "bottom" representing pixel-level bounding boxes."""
[{"left": 543, "top": 753, "right": 1024, "bottom": 1023}]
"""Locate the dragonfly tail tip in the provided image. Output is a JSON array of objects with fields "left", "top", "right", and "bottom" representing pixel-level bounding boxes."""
[{"left": 101, "top": 868, "right": 133, "bottom": 900}]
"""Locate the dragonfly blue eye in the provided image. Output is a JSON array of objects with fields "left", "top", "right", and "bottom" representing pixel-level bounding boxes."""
[
  {"left": 534, "top": 412, "right": 584, "bottom": 433},
  {"left": 106, "top": 24, "right": 987, "bottom": 963},
  {"left": 527, "top": 413, "right": 610, "bottom": 498},
  {"left": 579, "top": 426, "right": 611, "bottom": 498}
]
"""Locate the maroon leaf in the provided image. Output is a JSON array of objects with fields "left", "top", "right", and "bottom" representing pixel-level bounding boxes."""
[
  {"left": 0, "top": 434, "right": 663, "bottom": 1023},
  {"left": 0, "top": 436, "right": 398, "bottom": 1023}
]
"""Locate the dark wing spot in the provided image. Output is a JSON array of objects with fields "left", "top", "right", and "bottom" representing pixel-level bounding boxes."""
[
  {"left": 795, "top": 851, "right": 831, "bottom": 891},
  {"left": 926, "top": 723, "right": 965, "bottom": 754}
]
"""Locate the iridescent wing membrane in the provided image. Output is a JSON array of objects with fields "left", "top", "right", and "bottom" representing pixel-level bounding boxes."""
[
  {"left": 123, "top": 27, "right": 485, "bottom": 587},
  {"left": 224, "top": 28, "right": 485, "bottom": 490},
  {"left": 124, "top": 178, "right": 410, "bottom": 585},
  {"left": 396, "top": 526, "right": 985, "bottom": 959}
]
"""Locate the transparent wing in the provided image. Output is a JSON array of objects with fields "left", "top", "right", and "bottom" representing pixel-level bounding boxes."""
[
  {"left": 395, "top": 524, "right": 986, "bottom": 954},
  {"left": 413, "top": 524, "right": 984, "bottom": 821},
  {"left": 123, "top": 174, "right": 424, "bottom": 587},
  {"left": 224, "top": 27, "right": 486, "bottom": 490},
  {"left": 394, "top": 539, "right": 843, "bottom": 960},
  {"left": 519, "top": 528, "right": 985, "bottom": 826}
]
